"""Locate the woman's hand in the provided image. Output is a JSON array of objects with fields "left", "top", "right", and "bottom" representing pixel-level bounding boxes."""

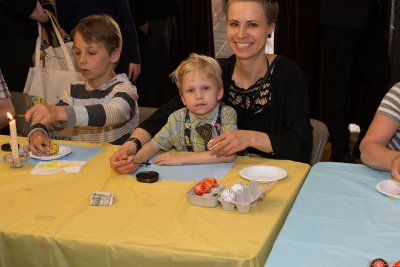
[
  {"left": 391, "top": 154, "right": 400, "bottom": 183},
  {"left": 29, "top": 1, "right": 49, "bottom": 23},
  {"left": 128, "top": 63, "right": 141, "bottom": 82},
  {"left": 109, "top": 142, "right": 141, "bottom": 174},
  {"left": 208, "top": 130, "right": 249, "bottom": 157},
  {"left": 23, "top": 132, "right": 52, "bottom": 156}
]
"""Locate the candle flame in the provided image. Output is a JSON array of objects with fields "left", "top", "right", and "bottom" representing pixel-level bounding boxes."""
[{"left": 6, "top": 112, "right": 14, "bottom": 121}]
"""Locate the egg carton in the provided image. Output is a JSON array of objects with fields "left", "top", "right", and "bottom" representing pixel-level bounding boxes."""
[
  {"left": 186, "top": 179, "right": 227, "bottom": 208},
  {"left": 218, "top": 180, "right": 276, "bottom": 214}
]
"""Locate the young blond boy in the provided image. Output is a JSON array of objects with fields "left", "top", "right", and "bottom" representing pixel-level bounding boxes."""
[
  {"left": 130, "top": 53, "right": 237, "bottom": 167},
  {"left": 24, "top": 14, "right": 139, "bottom": 156}
]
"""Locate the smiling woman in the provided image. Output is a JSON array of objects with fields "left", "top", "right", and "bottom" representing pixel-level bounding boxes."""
[{"left": 110, "top": 0, "right": 313, "bottom": 175}]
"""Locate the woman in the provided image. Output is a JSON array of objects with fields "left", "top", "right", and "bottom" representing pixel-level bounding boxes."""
[
  {"left": 360, "top": 82, "right": 400, "bottom": 182},
  {"left": 0, "top": 0, "right": 55, "bottom": 92},
  {"left": 110, "top": 0, "right": 313, "bottom": 174}
]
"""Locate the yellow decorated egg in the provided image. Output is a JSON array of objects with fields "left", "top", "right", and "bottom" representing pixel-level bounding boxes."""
[{"left": 46, "top": 143, "right": 59, "bottom": 155}]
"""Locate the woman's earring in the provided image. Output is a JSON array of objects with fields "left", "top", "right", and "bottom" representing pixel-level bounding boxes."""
[{"left": 268, "top": 34, "right": 272, "bottom": 38}]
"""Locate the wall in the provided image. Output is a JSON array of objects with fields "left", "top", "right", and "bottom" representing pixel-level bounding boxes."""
[{"left": 211, "top": 0, "right": 226, "bottom": 27}]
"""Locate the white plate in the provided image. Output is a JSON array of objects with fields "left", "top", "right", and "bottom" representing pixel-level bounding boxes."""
[
  {"left": 239, "top": 165, "right": 287, "bottom": 182},
  {"left": 376, "top": 179, "right": 400, "bottom": 198},
  {"left": 29, "top": 146, "right": 72, "bottom": 160}
]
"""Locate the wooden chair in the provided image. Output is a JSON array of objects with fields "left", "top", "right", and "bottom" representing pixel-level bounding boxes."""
[
  {"left": 138, "top": 106, "right": 158, "bottom": 124},
  {"left": 9, "top": 91, "right": 34, "bottom": 137},
  {"left": 310, "top": 119, "right": 330, "bottom": 166}
]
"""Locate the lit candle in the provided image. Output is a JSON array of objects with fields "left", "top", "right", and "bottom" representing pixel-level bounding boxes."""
[{"left": 7, "top": 112, "right": 19, "bottom": 159}]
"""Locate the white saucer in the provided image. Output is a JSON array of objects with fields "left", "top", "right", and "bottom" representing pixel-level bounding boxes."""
[
  {"left": 376, "top": 179, "right": 400, "bottom": 198},
  {"left": 239, "top": 165, "right": 287, "bottom": 183},
  {"left": 29, "top": 146, "right": 72, "bottom": 160}
]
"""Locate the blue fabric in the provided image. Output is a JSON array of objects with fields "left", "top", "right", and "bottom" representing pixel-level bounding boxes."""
[
  {"left": 265, "top": 162, "right": 400, "bottom": 266},
  {"left": 131, "top": 156, "right": 236, "bottom": 182},
  {"left": 24, "top": 145, "right": 104, "bottom": 166}
]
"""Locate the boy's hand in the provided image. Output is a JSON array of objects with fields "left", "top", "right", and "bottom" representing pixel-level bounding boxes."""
[
  {"left": 23, "top": 132, "right": 52, "bottom": 156},
  {"left": 26, "top": 104, "right": 67, "bottom": 124}
]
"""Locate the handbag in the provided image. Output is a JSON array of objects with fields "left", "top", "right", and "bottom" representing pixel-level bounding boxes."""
[{"left": 23, "top": 10, "right": 84, "bottom": 105}]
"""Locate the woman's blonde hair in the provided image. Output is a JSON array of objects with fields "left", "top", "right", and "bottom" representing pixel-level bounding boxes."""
[
  {"left": 71, "top": 14, "right": 122, "bottom": 56},
  {"left": 226, "top": 0, "right": 279, "bottom": 25},
  {"left": 170, "top": 53, "right": 223, "bottom": 95}
]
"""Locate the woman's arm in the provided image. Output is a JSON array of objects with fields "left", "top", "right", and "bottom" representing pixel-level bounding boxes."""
[
  {"left": 114, "top": 0, "right": 141, "bottom": 81},
  {"left": 360, "top": 114, "right": 400, "bottom": 180}
]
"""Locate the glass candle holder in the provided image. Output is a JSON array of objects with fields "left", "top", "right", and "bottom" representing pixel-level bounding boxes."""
[{"left": 3, "top": 152, "right": 30, "bottom": 169}]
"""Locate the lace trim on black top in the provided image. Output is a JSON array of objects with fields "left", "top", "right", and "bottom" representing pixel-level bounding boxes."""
[{"left": 228, "top": 75, "right": 272, "bottom": 115}]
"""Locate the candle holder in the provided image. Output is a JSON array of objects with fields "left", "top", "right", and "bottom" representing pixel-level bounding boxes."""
[{"left": 3, "top": 152, "right": 30, "bottom": 169}]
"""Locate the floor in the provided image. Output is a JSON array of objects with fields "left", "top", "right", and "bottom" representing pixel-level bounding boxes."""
[{"left": 212, "top": 14, "right": 360, "bottom": 164}]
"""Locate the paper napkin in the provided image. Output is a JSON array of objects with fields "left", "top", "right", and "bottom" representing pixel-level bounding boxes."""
[{"left": 30, "top": 160, "right": 86, "bottom": 175}]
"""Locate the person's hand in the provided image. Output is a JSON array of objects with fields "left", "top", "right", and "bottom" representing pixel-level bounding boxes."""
[
  {"left": 391, "top": 154, "right": 400, "bottom": 183},
  {"left": 152, "top": 152, "right": 185, "bottom": 165},
  {"left": 109, "top": 144, "right": 141, "bottom": 174},
  {"left": 139, "top": 21, "right": 149, "bottom": 35},
  {"left": 128, "top": 63, "right": 141, "bottom": 82},
  {"left": 23, "top": 132, "right": 52, "bottom": 156},
  {"left": 25, "top": 104, "right": 66, "bottom": 124},
  {"left": 207, "top": 130, "right": 248, "bottom": 157},
  {"left": 29, "top": 1, "right": 49, "bottom": 23}
]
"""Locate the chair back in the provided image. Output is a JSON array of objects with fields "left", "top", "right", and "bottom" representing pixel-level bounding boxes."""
[
  {"left": 138, "top": 107, "right": 158, "bottom": 124},
  {"left": 310, "top": 119, "right": 330, "bottom": 166},
  {"left": 10, "top": 91, "right": 34, "bottom": 137}
]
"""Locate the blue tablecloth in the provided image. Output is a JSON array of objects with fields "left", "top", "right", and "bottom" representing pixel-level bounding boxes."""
[
  {"left": 265, "top": 162, "right": 400, "bottom": 266},
  {"left": 26, "top": 145, "right": 104, "bottom": 166},
  {"left": 131, "top": 156, "right": 236, "bottom": 182}
]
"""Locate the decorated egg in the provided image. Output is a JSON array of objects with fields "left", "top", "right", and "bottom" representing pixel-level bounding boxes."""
[
  {"left": 46, "top": 143, "right": 59, "bottom": 155},
  {"left": 370, "top": 258, "right": 389, "bottom": 267},
  {"left": 230, "top": 183, "right": 244, "bottom": 193},
  {"left": 220, "top": 188, "right": 235, "bottom": 201},
  {"left": 392, "top": 261, "right": 400, "bottom": 267}
]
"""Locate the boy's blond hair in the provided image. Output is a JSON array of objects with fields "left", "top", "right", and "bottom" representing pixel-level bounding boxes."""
[
  {"left": 71, "top": 14, "right": 122, "bottom": 56},
  {"left": 170, "top": 53, "right": 223, "bottom": 95}
]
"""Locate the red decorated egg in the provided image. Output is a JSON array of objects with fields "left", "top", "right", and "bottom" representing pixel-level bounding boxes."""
[
  {"left": 194, "top": 182, "right": 210, "bottom": 196},
  {"left": 204, "top": 177, "right": 218, "bottom": 189},
  {"left": 370, "top": 258, "right": 389, "bottom": 267},
  {"left": 392, "top": 261, "right": 400, "bottom": 267}
]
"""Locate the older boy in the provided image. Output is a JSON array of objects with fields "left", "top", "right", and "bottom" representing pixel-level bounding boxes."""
[{"left": 24, "top": 14, "right": 139, "bottom": 156}]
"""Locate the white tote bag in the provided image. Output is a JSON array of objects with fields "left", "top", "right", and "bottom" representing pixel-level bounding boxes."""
[{"left": 23, "top": 10, "right": 84, "bottom": 105}]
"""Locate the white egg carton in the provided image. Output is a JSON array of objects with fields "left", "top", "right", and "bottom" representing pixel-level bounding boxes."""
[
  {"left": 186, "top": 178, "right": 276, "bottom": 213},
  {"left": 185, "top": 178, "right": 227, "bottom": 208},
  {"left": 218, "top": 180, "right": 276, "bottom": 214}
]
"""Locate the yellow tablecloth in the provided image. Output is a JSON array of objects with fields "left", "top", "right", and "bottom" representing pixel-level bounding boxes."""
[{"left": 0, "top": 135, "right": 310, "bottom": 267}]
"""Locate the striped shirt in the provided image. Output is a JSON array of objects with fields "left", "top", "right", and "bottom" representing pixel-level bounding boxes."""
[
  {"left": 0, "top": 70, "right": 10, "bottom": 100},
  {"left": 28, "top": 74, "right": 139, "bottom": 145},
  {"left": 377, "top": 82, "right": 400, "bottom": 151},
  {"left": 152, "top": 104, "right": 237, "bottom": 152}
]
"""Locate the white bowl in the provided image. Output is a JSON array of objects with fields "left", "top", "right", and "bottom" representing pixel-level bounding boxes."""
[{"left": 376, "top": 179, "right": 400, "bottom": 198}]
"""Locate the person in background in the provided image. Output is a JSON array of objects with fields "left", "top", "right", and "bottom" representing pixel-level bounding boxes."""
[
  {"left": 23, "top": 14, "right": 139, "bottom": 156},
  {"left": 319, "top": 0, "right": 391, "bottom": 163},
  {"left": 0, "top": 70, "right": 15, "bottom": 130},
  {"left": 129, "top": 53, "right": 237, "bottom": 169},
  {"left": 56, "top": 0, "right": 141, "bottom": 82},
  {"left": 110, "top": 0, "right": 313, "bottom": 174},
  {"left": 360, "top": 82, "right": 400, "bottom": 182},
  {"left": 0, "top": 0, "right": 55, "bottom": 92},
  {"left": 128, "top": 0, "right": 180, "bottom": 107}
]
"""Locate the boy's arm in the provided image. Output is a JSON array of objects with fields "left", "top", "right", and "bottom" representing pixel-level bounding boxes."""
[
  {"left": 152, "top": 151, "right": 236, "bottom": 165},
  {"left": 134, "top": 141, "right": 161, "bottom": 164}
]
